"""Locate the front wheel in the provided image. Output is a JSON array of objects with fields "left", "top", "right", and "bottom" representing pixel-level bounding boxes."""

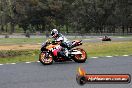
[
  {"left": 39, "top": 52, "right": 53, "bottom": 65},
  {"left": 73, "top": 48, "right": 87, "bottom": 63}
]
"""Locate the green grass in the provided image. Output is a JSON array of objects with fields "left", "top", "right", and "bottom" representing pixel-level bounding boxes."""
[
  {"left": 0, "top": 38, "right": 85, "bottom": 45},
  {"left": 0, "top": 55, "right": 38, "bottom": 64},
  {"left": 80, "top": 41, "right": 132, "bottom": 57},
  {"left": 0, "top": 50, "right": 40, "bottom": 64},
  {"left": 0, "top": 38, "right": 89, "bottom": 45},
  {"left": 0, "top": 38, "right": 46, "bottom": 45},
  {"left": 114, "top": 35, "right": 132, "bottom": 37}
]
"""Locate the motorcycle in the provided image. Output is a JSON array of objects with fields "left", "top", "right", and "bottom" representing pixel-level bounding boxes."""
[
  {"left": 39, "top": 39, "right": 87, "bottom": 65},
  {"left": 102, "top": 36, "right": 111, "bottom": 41}
]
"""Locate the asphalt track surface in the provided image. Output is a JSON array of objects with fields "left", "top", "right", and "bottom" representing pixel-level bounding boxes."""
[{"left": 0, "top": 56, "right": 132, "bottom": 88}]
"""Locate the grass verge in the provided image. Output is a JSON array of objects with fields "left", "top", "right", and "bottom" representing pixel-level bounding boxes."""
[
  {"left": 0, "top": 50, "right": 39, "bottom": 64},
  {"left": 0, "top": 41, "right": 132, "bottom": 64},
  {"left": 0, "top": 38, "right": 45, "bottom": 45},
  {"left": 79, "top": 41, "right": 132, "bottom": 57}
]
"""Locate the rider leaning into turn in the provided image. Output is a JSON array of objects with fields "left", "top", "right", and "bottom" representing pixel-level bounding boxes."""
[{"left": 50, "top": 29, "right": 72, "bottom": 60}]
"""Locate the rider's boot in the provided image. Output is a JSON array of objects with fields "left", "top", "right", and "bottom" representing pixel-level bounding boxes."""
[{"left": 58, "top": 51, "right": 71, "bottom": 61}]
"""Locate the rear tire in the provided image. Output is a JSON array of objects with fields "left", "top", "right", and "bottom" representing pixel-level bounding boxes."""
[
  {"left": 73, "top": 48, "right": 87, "bottom": 63},
  {"left": 39, "top": 52, "right": 53, "bottom": 65}
]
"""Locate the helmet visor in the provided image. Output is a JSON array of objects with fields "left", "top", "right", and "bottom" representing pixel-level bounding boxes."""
[{"left": 51, "top": 32, "right": 55, "bottom": 36}]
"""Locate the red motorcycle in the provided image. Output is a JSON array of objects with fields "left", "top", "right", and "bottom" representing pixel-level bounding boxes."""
[
  {"left": 102, "top": 36, "right": 111, "bottom": 41},
  {"left": 39, "top": 39, "right": 87, "bottom": 65}
]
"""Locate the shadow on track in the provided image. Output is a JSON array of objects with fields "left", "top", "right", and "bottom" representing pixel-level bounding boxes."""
[{"left": 35, "top": 60, "right": 87, "bottom": 67}]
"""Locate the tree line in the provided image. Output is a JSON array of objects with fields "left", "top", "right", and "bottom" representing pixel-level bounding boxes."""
[{"left": 0, "top": 0, "right": 132, "bottom": 34}]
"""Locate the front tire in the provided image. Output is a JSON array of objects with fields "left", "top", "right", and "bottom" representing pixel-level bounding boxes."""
[
  {"left": 39, "top": 52, "right": 53, "bottom": 65},
  {"left": 73, "top": 48, "right": 87, "bottom": 63}
]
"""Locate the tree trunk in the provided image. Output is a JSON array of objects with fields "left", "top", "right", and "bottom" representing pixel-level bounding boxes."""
[
  {"left": 113, "top": 25, "right": 116, "bottom": 33},
  {"left": 130, "top": 27, "right": 132, "bottom": 33},
  {"left": 42, "top": 24, "right": 45, "bottom": 33},
  {"left": 122, "top": 25, "right": 125, "bottom": 34},
  {"left": 66, "top": 25, "right": 68, "bottom": 34},
  {"left": 10, "top": 22, "right": 15, "bottom": 34},
  {"left": 1, "top": 25, "right": 4, "bottom": 32},
  {"left": 5, "top": 24, "right": 8, "bottom": 32},
  {"left": 126, "top": 26, "right": 128, "bottom": 34}
]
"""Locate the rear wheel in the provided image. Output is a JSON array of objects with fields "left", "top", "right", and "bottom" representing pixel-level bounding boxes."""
[
  {"left": 39, "top": 52, "right": 53, "bottom": 65},
  {"left": 73, "top": 48, "right": 87, "bottom": 63}
]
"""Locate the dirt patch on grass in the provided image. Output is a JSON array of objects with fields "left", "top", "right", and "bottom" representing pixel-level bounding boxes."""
[{"left": 0, "top": 44, "right": 41, "bottom": 50}]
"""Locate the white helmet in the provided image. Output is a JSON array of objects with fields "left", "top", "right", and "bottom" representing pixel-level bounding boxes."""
[{"left": 51, "top": 29, "right": 58, "bottom": 37}]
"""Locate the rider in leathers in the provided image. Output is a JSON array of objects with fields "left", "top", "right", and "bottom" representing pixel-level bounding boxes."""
[{"left": 50, "top": 29, "right": 72, "bottom": 60}]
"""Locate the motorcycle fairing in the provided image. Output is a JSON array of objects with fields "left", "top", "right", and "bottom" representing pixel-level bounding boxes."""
[{"left": 70, "top": 50, "right": 82, "bottom": 54}]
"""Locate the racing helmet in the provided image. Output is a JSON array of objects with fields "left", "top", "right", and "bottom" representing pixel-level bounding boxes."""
[{"left": 51, "top": 29, "right": 58, "bottom": 37}]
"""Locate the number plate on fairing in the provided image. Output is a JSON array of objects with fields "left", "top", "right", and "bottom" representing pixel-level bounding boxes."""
[{"left": 70, "top": 50, "right": 82, "bottom": 54}]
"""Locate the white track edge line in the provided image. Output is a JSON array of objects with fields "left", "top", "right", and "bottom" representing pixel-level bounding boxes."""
[
  {"left": 91, "top": 57, "right": 98, "bottom": 58},
  {"left": 10, "top": 63, "right": 16, "bottom": 64},
  {"left": 123, "top": 55, "right": 129, "bottom": 56},
  {"left": 106, "top": 56, "right": 113, "bottom": 57},
  {"left": 0, "top": 55, "right": 131, "bottom": 65},
  {"left": 25, "top": 62, "right": 31, "bottom": 63}
]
